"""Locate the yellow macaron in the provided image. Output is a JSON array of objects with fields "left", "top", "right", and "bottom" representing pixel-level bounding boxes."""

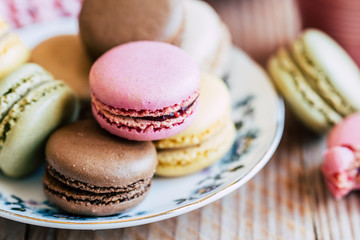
[
  {"left": 155, "top": 73, "right": 236, "bottom": 177},
  {"left": 0, "top": 18, "right": 30, "bottom": 79}
]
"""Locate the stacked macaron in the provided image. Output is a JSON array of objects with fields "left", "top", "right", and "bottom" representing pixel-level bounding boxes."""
[
  {"left": 90, "top": 41, "right": 200, "bottom": 141},
  {"left": 155, "top": 74, "right": 235, "bottom": 177},
  {"left": 0, "top": 1, "right": 236, "bottom": 217},
  {"left": 78, "top": 0, "right": 231, "bottom": 77},
  {"left": 41, "top": 38, "right": 236, "bottom": 216},
  {"left": 268, "top": 29, "right": 360, "bottom": 133}
]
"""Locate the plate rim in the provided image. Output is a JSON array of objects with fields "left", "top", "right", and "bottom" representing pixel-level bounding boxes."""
[{"left": 0, "top": 18, "right": 285, "bottom": 230}]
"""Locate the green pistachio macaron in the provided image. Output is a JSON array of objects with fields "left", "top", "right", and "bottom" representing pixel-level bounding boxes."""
[
  {"left": 268, "top": 29, "right": 360, "bottom": 133},
  {"left": 0, "top": 63, "right": 79, "bottom": 178}
]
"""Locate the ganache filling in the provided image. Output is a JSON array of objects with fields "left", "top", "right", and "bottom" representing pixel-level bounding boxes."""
[{"left": 139, "top": 97, "right": 198, "bottom": 122}]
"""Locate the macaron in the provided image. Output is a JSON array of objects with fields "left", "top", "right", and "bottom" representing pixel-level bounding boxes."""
[
  {"left": 155, "top": 74, "right": 235, "bottom": 177},
  {"left": 181, "top": 0, "right": 232, "bottom": 77},
  {"left": 0, "top": 18, "right": 30, "bottom": 79},
  {"left": 90, "top": 41, "right": 200, "bottom": 141},
  {"left": 79, "top": 0, "right": 184, "bottom": 59},
  {"left": 30, "top": 35, "right": 92, "bottom": 104},
  {"left": 78, "top": 0, "right": 231, "bottom": 77},
  {"left": 43, "top": 119, "right": 157, "bottom": 216},
  {"left": 267, "top": 29, "right": 360, "bottom": 133},
  {"left": 323, "top": 113, "right": 360, "bottom": 199},
  {"left": 0, "top": 63, "right": 79, "bottom": 178}
]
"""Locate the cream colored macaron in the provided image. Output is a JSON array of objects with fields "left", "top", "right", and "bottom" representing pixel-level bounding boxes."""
[
  {"left": 181, "top": 0, "right": 232, "bottom": 78},
  {"left": 155, "top": 73, "right": 236, "bottom": 177}
]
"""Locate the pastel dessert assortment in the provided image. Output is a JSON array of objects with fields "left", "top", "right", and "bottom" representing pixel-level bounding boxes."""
[
  {"left": 0, "top": 1, "right": 240, "bottom": 217},
  {"left": 268, "top": 29, "right": 360, "bottom": 133},
  {"left": 0, "top": 63, "right": 79, "bottom": 178},
  {"left": 43, "top": 119, "right": 157, "bottom": 216},
  {"left": 155, "top": 74, "right": 235, "bottom": 177},
  {"left": 79, "top": 0, "right": 231, "bottom": 77},
  {"left": 0, "top": 18, "right": 30, "bottom": 79},
  {"left": 2, "top": 0, "right": 360, "bottom": 217},
  {"left": 323, "top": 113, "right": 360, "bottom": 199},
  {"left": 90, "top": 41, "right": 200, "bottom": 141}
]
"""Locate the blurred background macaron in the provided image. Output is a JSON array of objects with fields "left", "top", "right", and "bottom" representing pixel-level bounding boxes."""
[
  {"left": 322, "top": 113, "right": 360, "bottom": 199},
  {"left": 78, "top": 0, "right": 231, "bottom": 78},
  {"left": 155, "top": 73, "right": 235, "bottom": 177},
  {"left": 0, "top": 18, "right": 30, "bottom": 79},
  {"left": 0, "top": 63, "right": 79, "bottom": 178},
  {"left": 43, "top": 119, "right": 157, "bottom": 216},
  {"left": 30, "top": 35, "right": 92, "bottom": 107},
  {"left": 181, "top": 0, "right": 231, "bottom": 77},
  {"left": 267, "top": 29, "right": 360, "bottom": 133},
  {"left": 79, "top": 0, "right": 184, "bottom": 59}
]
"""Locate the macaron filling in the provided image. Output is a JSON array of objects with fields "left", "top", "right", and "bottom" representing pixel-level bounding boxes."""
[
  {"left": 92, "top": 91, "right": 199, "bottom": 132},
  {"left": 292, "top": 39, "right": 354, "bottom": 116},
  {"left": 0, "top": 72, "right": 53, "bottom": 120},
  {"left": 43, "top": 165, "right": 152, "bottom": 205},
  {"left": 275, "top": 48, "right": 341, "bottom": 127}
]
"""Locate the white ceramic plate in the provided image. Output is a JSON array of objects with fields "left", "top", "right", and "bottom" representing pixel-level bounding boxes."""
[{"left": 0, "top": 18, "right": 284, "bottom": 230}]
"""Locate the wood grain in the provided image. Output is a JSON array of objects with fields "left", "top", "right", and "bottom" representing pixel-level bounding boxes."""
[{"left": 2, "top": 0, "right": 359, "bottom": 239}]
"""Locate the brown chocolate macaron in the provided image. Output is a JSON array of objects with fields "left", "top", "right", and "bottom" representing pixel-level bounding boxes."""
[
  {"left": 79, "top": 0, "right": 184, "bottom": 59},
  {"left": 43, "top": 119, "right": 157, "bottom": 216}
]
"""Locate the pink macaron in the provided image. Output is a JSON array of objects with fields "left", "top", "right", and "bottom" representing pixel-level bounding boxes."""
[
  {"left": 90, "top": 41, "right": 200, "bottom": 141},
  {"left": 322, "top": 113, "right": 360, "bottom": 199}
]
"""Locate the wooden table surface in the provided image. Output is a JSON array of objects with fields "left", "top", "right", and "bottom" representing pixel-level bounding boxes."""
[{"left": 1, "top": 0, "right": 359, "bottom": 239}]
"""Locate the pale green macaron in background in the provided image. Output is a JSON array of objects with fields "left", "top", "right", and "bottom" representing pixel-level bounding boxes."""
[
  {"left": 268, "top": 29, "right": 360, "bottom": 133},
  {"left": 0, "top": 63, "right": 79, "bottom": 178}
]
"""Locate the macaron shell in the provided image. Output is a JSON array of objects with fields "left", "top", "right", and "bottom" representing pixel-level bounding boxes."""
[
  {"left": 92, "top": 100, "right": 199, "bottom": 141},
  {"left": 294, "top": 29, "right": 360, "bottom": 113},
  {"left": 0, "top": 33, "right": 30, "bottom": 79},
  {"left": 0, "top": 63, "right": 52, "bottom": 95},
  {"left": 181, "top": 0, "right": 230, "bottom": 77},
  {"left": 327, "top": 113, "right": 360, "bottom": 149},
  {"left": 156, "top": 118, "right": 235, "bottom": 177},
  {"left": 267, "top": 47, "right": 342, "bottom": 133},
  {"left": 155, "top": 73, "right": 231, "bottom": 149},
  {"left": 0, "top": 82, "right": 79, "bottom": 178},
  {"left": 30, "top": 35, "right": 92, "bottom": 103},
  {"left": 79, "top": 0, "right": 184, "bottom": 59},
  {"left": 44, "top": 173, "right": 150, "bottom": 216},
  {"left": 46, "top": 119, "right": 157, "bottom": 187},
  {"left": 90, "top": 41, "right": 200, "bottom": 111}
]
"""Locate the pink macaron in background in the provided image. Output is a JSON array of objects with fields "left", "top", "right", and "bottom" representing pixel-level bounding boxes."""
[
  {"left": 90, "top": 41, "right": 200, "bottom": 141},
  {"left": 322, "top": 113, "right": 360, "bottom": 199}
]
